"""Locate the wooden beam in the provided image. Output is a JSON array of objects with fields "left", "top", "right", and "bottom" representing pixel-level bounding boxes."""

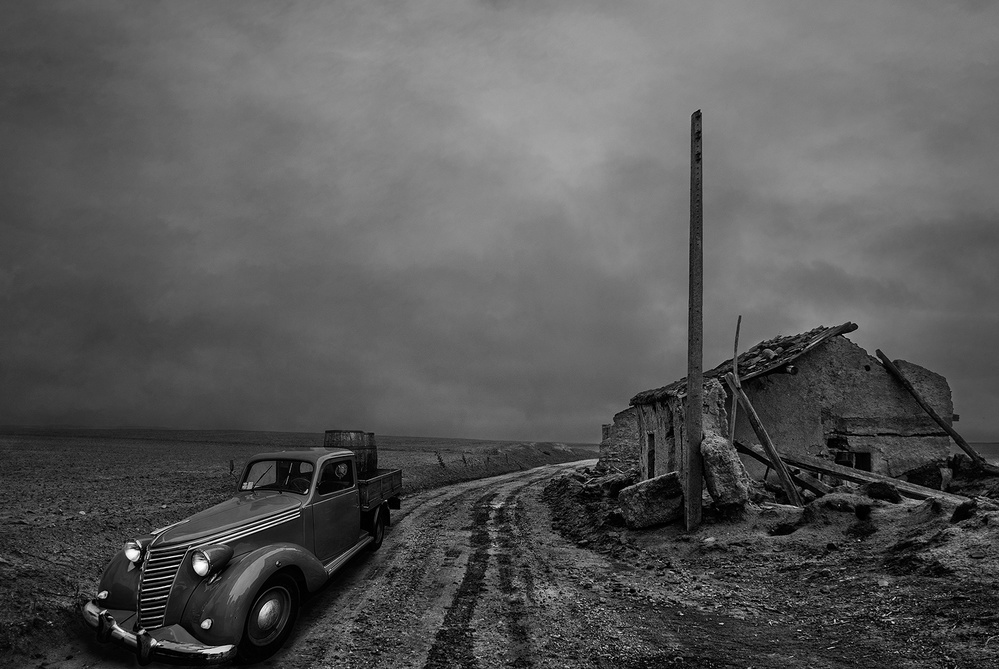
[
  {"left": 734, "top": 441, "right": 832, "bottom": 496},
  {"left": 685, "top": 110, "right": 704, "bottom": 531},
  {"left": 875, "top": 349, "right": 998, "bottom": 473},
  {"left": 724, "top": 372, "right": 803, "bottom": 506},
  {"left": 771, "top": 449, "right": 970, "bottom": 505},
  {"left": 728, "top": 315, "right": 742, "bottom": 446}
]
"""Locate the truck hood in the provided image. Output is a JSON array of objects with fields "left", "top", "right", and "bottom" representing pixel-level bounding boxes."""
[{"left": 150, "top": 491, "right": 303, "bottom": 548}]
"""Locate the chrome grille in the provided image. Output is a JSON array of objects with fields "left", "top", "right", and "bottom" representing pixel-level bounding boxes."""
[
  {"left": 135, "top": 508, "right": 301, "bottom": 629},
  {"left": 138, "top": 545, "right": 188, "bottom": 629}
]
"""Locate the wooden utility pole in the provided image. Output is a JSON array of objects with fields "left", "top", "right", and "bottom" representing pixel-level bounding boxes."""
[{"left": 685, "top": 110, "right": 704, "bottom": 531}]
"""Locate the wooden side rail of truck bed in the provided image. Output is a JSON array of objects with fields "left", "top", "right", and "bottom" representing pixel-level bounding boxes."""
[{"left": 358, "top": 468, "right": 402, "bottom": 511}]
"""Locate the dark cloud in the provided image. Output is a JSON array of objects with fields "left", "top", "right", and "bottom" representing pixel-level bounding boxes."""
[{"left": 2, "top": 1, "right": 998, "bottom": 442}]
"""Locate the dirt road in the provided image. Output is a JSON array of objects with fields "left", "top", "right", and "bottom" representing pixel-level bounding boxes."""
[
  {"left": 273, "top": 461, "right": 825, "bottom": 669},
  {"left": 277, "top": 459, "right": 641, "bottom": 669}
]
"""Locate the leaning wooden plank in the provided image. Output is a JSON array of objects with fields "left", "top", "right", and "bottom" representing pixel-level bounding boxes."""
[
  {"left": 776, "top": 451, "right": 969, "bottom": 505},
  {"left": 728, "top": 314, "right": 742, "bottom": 447},
  {"left": 792, "top": 470, "right": 835, "bottom": 496},
  {"left": 724, "top": 372, "right": 803, "bottom": 506},
  {"left": 875, "top": 349, "right": 999, "bottom": 474},
  {"left": 734, "top": 441, "right": 832, "bottom": 496}
]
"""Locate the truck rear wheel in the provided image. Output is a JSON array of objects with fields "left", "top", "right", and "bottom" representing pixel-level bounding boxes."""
[
  {"left": 369, "top": 507, "right": 387, "bottom": 551},
  {"left": 237, "top": 573, "right": 299, "bottom": 663}
]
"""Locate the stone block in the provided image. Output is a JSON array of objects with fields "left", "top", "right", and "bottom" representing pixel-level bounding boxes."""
[
  {"left": 700, "top": 431, "right": 750, "bottom": 509},
  {"left": 617, "top": 471, "right": 684, "bottom": 529}
]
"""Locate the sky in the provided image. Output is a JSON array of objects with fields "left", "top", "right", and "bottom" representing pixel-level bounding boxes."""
[{"left": 2, "top": 0, "right": 998, "bottom": 443}]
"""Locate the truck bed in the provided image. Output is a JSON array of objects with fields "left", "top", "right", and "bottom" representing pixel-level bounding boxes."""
[{"left": 358, "top": 468, "right": 402, "bottom": 511}]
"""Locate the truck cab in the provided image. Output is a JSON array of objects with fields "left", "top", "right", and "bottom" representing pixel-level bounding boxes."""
[{"left": 83, "top": 445, "right": 402, "bottom": 665}]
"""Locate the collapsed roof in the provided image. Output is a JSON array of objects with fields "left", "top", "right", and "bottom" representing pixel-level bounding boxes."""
[{"left": 630, "top": 321, "right": 859, "bottom": 406}]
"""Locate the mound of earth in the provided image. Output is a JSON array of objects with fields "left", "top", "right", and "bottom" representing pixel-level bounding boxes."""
[{"left": 543, "top": 465, "right": 999, "bottom": 668}]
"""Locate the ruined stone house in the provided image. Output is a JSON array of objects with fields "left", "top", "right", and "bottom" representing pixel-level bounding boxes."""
[
  {"left": 599, "top": 408, "right": 641, "bottom": 470},
  {"left": 599, "top": 322, "right": 956, "bottom": 484}
]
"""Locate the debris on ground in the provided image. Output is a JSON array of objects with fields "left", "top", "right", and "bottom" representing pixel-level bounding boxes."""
[{"left": 543, "top": 462, "right": 999, "bottom": 668}]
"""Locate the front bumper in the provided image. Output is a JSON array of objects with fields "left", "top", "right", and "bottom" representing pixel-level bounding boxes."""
[{"left": 82, "top": 600, "right": 237, "bottom": 665}]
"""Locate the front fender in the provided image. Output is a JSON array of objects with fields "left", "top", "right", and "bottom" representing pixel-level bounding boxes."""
[
  {"left": 97, "top": 550, "right": 142, "bottom": 611},
  {"left": 181, "top": 543, "right": 327, "bottom": 647}
]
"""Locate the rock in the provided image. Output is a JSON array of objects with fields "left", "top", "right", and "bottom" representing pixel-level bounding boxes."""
[
  {"left": 864, "top": 481, "right": 903, "bottom": 504},
  {"left": 903, "top": 497, "right": 944, "bottom": 526},
  {"left": 951, "top": 499, "right": 977, "bottom": 523},
  {"left": 939, "top": 467, "right": 953, "bottom": 491},
  {"left": 594, "top": 472, "right": 638, "bottom": 498},
  {"left": 769, "top": 522, "right": 798, "bottom": 536},
  {"left": 604, "top": 509, "right": 626, "bottom": 527},
  {"left": 617, "top": 472, "right": 684, "bottom": 529},
  {"left": 700, "top": 432, "right": 750, "bottom": 510},
  {"left": 814, "top": 493, "right": 870, "bottom": 514},
  {"left": 847, "top": 520, "right": 877, "bottom": 539}
]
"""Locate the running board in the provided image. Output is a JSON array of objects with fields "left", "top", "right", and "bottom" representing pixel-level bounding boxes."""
[{"left": 323, "top": 534, "right": 374, "bottom": 575}]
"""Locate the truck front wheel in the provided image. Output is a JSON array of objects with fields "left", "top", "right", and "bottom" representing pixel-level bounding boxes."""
[
  {"left": 237, "top": 573, "right": 299, "bottom": 663},
  {"left": 369, "top": 508, "right": 387, "bottom": 551}
]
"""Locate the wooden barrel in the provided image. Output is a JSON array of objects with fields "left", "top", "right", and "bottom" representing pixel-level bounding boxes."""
[
  {"left": 324, "top": 429, "right": 377, "bottom": 477},
  {"left": 362, "top": 432, "right": 378, "bottom": 475}
]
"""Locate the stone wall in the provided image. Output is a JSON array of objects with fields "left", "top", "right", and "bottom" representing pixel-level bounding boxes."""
[
  {"left": 632, "top": 378, "right": 750, "bottom": 511},
  {"left": 731, "top": 336, "right": 952, "bottom": 478},
  {"left": 598, "top": 407, "right": 640, "bottom": 470},
  {"left": 633, "top": 378, "right": 729, "bottom": 481}
]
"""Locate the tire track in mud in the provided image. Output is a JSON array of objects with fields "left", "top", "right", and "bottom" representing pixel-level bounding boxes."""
[
  {"left": 289, "top": 482, "right": 493, "bottom": 667},
  {"left": 422, "top": 491, "right": 496, "bottom": 669},
  {"left": 423, "top": 480, "right": 541, "bottom": 669},
  {"left": 494, "top": 490, "right": 535, "bottom": 668},
  {"left": 421, "top": 470, "right": 554, "bottom": 668},
  {"left": 283, "top": 463, "right": 587, "bottom": 669}
]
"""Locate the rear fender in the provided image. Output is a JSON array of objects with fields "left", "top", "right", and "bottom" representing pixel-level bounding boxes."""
[
  {"left": 181, "top": 543, "right": 326, "bottom": 646},
  {"left": 361, "top": 503, "right": 389, "bottom": 532}
]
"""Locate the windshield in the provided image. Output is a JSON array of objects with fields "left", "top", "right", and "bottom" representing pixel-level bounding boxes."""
[{"left": 241, "top": 459, "right": 315, "bottom": 495}]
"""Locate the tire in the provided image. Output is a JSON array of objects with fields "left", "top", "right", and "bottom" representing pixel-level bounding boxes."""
[
  {"left": 236, "top": 573, "right": 299, "bottom": 664},
  {"left": 369, "top": 507, "right": 387, "bottom": 551}
]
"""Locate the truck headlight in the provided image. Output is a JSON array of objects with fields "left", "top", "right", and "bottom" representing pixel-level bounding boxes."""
[{"left": 191, "top": 544, "right": 233, "bottom": 578}]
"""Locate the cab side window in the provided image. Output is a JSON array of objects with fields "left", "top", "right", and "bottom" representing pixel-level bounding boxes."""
[{"left": 317, "top": 460, "right": 354, "bottom": 495}]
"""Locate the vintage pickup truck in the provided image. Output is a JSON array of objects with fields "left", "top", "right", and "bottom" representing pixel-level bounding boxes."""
[{"left": 82, "top": 442, "right": 402, "bottom": 665}]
